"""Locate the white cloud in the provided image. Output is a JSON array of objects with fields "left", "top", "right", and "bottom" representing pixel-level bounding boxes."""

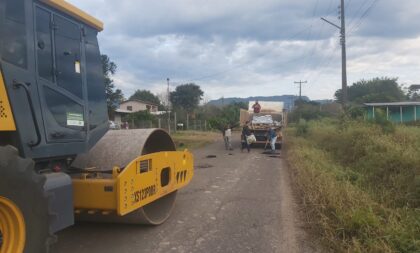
[{"left": 68, "top": 0, "right": 420, "bottom": 101}]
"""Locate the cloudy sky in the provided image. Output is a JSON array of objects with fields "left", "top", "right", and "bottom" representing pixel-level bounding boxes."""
[{"left": 69, "top": 0, "right": 420, "bottom": 101}]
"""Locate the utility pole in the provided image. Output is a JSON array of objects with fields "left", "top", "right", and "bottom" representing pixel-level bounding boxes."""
[
  {"left": 321, "top": 0, "right": 348, "bottom": 106},
  {"left": 166, "top": 78, "right": 171, "bottom": 133},
  {"left": 294, "top": 80, "right": 307, "bottom": 101},
  {"left": 166, "top": 78, "right": 170, "bottom": 108},
  {"left": 340, "top": 0, "right": 348, "bottom": 106}
]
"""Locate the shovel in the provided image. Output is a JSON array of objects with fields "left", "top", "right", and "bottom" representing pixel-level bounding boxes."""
[{"left": 264, "top": 138, "right": 270, "bottom": 150}]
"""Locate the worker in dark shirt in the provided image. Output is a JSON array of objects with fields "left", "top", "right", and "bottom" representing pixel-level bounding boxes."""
[
  {"left": 241, "top": 121, "right": 251, "bottom": 153},
  {"left": 252, "top": 100, "right": 261, "bottom": 113}
]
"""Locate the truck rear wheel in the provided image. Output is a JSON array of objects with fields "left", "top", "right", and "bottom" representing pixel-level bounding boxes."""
[{"left": 0, "top": 146, "right": 54, "bottom": 253}]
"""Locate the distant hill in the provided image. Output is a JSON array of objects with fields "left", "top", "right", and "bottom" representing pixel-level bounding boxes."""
[{"left": 208, "top": 95, "right": 310, "bottom": 110}]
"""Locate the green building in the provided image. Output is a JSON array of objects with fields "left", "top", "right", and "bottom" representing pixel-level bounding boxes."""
[{"left": 365, "top": 102, "right": 420, "bottom": 123}]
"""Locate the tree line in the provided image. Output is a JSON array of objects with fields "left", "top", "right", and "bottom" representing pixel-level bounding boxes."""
[
  {"left": 103, "top": 54, "right": 239, "bottom": 129},
  {"left": 103, "top": 54, "right": 419, "bottom": 126},
  {"left": 289, "top": 77, "right": 419, "bottom": 123}
]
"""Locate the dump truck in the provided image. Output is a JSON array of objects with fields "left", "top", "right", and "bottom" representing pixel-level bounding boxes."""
[
  {"left": 0, "top": 1, "right": 194, "bottom": 252},
  {"left": 239, "top": 101, "right": 284, "bottom": 148}
]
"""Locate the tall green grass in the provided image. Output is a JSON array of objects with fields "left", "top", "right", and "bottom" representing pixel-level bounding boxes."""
[{"left": 287, "top": 120, "right": 420, "bottom": 252}]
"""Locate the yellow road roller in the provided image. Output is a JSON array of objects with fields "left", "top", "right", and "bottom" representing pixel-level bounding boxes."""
[{"left": 0, "top": 1, "right": 194, "bottom": 252}]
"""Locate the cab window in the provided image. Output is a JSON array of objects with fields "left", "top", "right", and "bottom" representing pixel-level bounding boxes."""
[
  {"left": 85, "top": 27, "right": 108, "bottom": 130},
  {"left": 36, "top": 7, "right": 54, "bottom": 81},
  {"left": 54, "top": 15, "right": 83, "bottom": 98},
  {"left": 1, "top": 0, "right": 27, "bottom": 68}
]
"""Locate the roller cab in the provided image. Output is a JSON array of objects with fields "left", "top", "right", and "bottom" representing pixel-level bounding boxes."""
[{"left": 0, "top": 0, "right": 194, "bottom": 252}]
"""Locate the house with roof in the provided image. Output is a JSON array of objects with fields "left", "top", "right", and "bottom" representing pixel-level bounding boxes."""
[
  {"left": 113, "top": 99, "right": 159, "bottom": 125},
  {"left": 365, "top": 102, "right": 420, "bottom": 123}
]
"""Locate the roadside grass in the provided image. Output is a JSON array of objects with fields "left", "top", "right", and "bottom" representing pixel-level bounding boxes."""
[
  {"left": 171, "top": 131, "right": 220, "bottom": 150},
  {"left": 286, "top": 120, "right": 420, "bottom": 253}
]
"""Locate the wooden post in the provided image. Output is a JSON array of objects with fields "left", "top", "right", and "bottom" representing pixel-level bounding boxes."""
[
  {"left": 158, "top": 118, "right": 161, "bottom": 128},
  {"left": 283, "top": 110, "right": 288, "bottom": 127},
  {"left": 168, "top": 112, "right": 171, "bottom": 133},
  {"left": 400, "top": 106, "right": 403, "bottom": 123},
  {"left": 174, "top": 112, "right": 177, "bottom": 133},
  {"left": 186, "top": 113, "right": 189, "bottom": 130}
]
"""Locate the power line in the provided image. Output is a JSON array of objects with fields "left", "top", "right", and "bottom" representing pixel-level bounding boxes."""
[
  {"left": 345, "top": 0, "right": 354, "bottom": 9},
  {"left": 351, "top": 0, "right": 379, "bottom": 32},
  {"left": 187, "top": 51, "right": 311, "bottom": 84},
  {"left": 182, "top": 0, "right": 359, "bottom": 93},
  {"left": 310, "top": 42, "right": 341, "bottom": 84},
  {"left": 302, "top": 0, "right": 337, "bottom": 80},
  {"left": 304, "top": 31, "right": 340, "bottom": 81},
  {"left": 301, "top": 0, "right": 322, "bottom": 75},
  {"left": 348, "top": 0, "right": 380, "bottom": 36},
  {"left": 309, "top": 0, "right": 380, "bottom": 93},
  {"left": 347, "top": 0, "right": 372, "bottom": 27},
  {"left": 185, "top": 25, "right": 314, "bottom": 82},
  {"left": 184, "top": 0, "right": 343, "bottom": 83}
]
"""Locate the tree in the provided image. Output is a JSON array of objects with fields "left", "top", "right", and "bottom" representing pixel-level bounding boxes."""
[
  {"left": 170, "top": 83, "right": 204, "bottom": 112},
  {"left": 335, "top": 77, "right": 405, "bottom": 104},
  {"left": 288, "top": 101, "right": 329, "bottom": 123},
  {"left": 208, "top": 103, "right": 244, "bottom": 132},
  {"left": 129, "top": 90, "right": 164, "bottom": 110},
  {"left": 101, "top": 54, "right": 124, "bottom": 116},
  {"left": 407, "top": 85, "right": 420, "bottom": 101},
  {"left": 123, "top": 111, "right": 157, "bottom": 127},
  {"left": 232, "top": 101, "right": 248, "bottom": 110}
]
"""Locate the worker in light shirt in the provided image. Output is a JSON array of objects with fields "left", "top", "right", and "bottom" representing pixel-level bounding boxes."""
[{"left": 224, "top": 124, "right": 233, "bottom": 150}]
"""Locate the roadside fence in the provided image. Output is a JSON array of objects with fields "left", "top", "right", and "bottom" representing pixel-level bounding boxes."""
[{"left": 123, "top": 119, "right": 209, "bottom": 133}]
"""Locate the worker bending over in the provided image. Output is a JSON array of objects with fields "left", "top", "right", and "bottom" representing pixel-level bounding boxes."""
[{"left": 268, "top": 127, "right": 278, "bottom": 153}]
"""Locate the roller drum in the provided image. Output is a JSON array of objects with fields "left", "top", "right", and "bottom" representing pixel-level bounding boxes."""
[
  {"left": 73, "top": 129, "right": 176, "bottom": 171},
  {"left": 72, "top": 129, "right": 178, "bottom": 225}
]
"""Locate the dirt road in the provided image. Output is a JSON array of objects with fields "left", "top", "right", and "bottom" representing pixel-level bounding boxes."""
[{"left": 55, "top": 136, "right": 319, "bottom": 253}]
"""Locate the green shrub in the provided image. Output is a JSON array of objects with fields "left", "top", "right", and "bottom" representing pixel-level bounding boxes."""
[
  {"left": 296, "top": 119, "right": 309, "bottom": 137},
  {"left": 347, "top": 106, "right": 366, "bottom": 119},
  {"left": 369, "top": 108, "right": 396, "bottom": 134},
  {"left": 287, "top": 119, "right": 420, "bottom": 252}
]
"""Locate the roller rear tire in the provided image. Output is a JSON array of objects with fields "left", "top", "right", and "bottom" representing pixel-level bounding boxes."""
[{"left": 0, "top": 146, "right": 54, "bottom": 253}]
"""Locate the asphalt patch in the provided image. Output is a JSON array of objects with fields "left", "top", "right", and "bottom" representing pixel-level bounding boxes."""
[
  {"left": 195, "top": 163, "right": 214, "bottom": 169},
  {"left": 262, "top": 151, "right": 281, "bottom": 155},
  {"left": 206, "top": 155, "right": 217, "bottom": 158}
]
